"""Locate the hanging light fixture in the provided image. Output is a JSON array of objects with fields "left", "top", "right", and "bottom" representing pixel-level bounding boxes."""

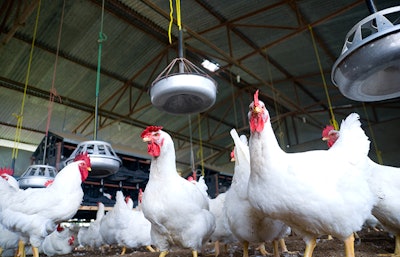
[
  {"left": 149, "top": 0, "right": 217, "bottom": 115},
  {"left": 65, "top": 0, "right": 121, "bottom": 177},
  {"left": 332, "top": 2, "right": 400, "bottom": 101}
]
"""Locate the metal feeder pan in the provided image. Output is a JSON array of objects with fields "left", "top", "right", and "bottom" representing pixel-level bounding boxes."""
[{"left": 150, "top": 73, "right": 217, "bottom": 115}]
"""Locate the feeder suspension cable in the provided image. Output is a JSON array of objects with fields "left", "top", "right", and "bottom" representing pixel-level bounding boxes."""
[
  {"left": 43, "top": 0, "right": 65, "bottom": 165},
  {"left": 309, "top": 25, "right": 339, "bottom": 130},
  {"left": 94, "top": 0, "right": 107, "bottom": 140},
  {"left": 12, "top": 0, "right": 42, "bottom": 170}
]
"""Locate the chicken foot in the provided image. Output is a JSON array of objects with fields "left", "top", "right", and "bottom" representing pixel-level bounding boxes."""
[
  {"left": 31, "top": 247, "right": 39, "bottom": 257},
  {"left": 159, "top": 250, "right": 169, "bottom": 257},
  {"left": 146, "top": 245, "right": 156, "bottom": 252},
  {"left": 213, "top": 240, "right": 220, "bottom": 257}
]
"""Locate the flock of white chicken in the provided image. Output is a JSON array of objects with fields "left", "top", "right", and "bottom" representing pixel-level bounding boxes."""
[{"left": 1, "top": 89, "right": 400, "bottom": 257}]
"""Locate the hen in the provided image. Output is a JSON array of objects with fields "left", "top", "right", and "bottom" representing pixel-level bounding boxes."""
[
  {"left": 226, "top": 129, "right": 290, "bottom": 257},
  {"left": 41, "top": 224, "right": 76, "bottom": 256},
  {"left": 247, "top": 90, "right": 375, "bottom": 257},
  {"left": 0, "top": 153, "right": 91, "bottom": 257},
  {"left": 208, "top": 192, "right": 237, "bottom": 257},
  {"left": 99, "top": 190, "right": 126, "bottom": 252},
  {"left": 77, "top": 202, "right": 105, "bottom": 250},
  {"left": 323, "top": 124, "right": 400, "bottom": 255},
  {"left": 140, "top": 126, "right": 216, "bottom": 257},
  {"left": 116, "top": 191, "right": 155, "bottom": 254}
]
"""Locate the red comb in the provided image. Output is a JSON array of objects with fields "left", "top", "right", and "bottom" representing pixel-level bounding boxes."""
[
  {"left": 254, "top": 90, "right": 259, "bottom": 107},
  {"left": 73, "top": 152, "right": 91, "bottom": 166},
  {"left": 322, "top": 125, "right": 335, "bottom": 138},
  {"left": 56, "top": 224, "right": 64, "bottom": 232},
  {"left": 44, "top": 179, "right": 54, "bottom": 187},
  {"left": 0, "top": 167, "right": 14, "bottom": 176},
  {"left": 68, "top": 235, "right": 75, "bottom": 245},
  {"left": 141, "top": 126, "right": 163, "bottom": 138},
  {"left": 230, "top": 149, "right": 235, "bottom": 159}
]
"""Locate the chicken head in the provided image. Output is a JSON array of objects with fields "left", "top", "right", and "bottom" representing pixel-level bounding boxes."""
[
  {"left": 141, "top": 126, "right": 164, "bottom": 157},
  {"left": 322, "top": 125, "right": 339, "bottom": 148},
  {"left": 248, "top": 90, "right": 268, "bottom": 133},
  {"left": 73, "top": 152, "right": 91, "bottom": 181}
]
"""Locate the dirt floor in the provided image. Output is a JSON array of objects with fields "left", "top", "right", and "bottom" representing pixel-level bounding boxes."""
[{"left": 62, "top": 229, "right": 395, "bottom": 257}]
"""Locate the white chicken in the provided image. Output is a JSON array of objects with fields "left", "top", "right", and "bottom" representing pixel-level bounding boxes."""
[
  {"left": 0, "top": 224, "right": 20, "bottom": 257},
  {"left": 116, "top": 192, "right": 155, "bottom": 254},
  {"left": 226, "top": 128, "right": 290, "bottom": 257},
  {"left": 140, "top": 125, "right": 216, "bottom": 257},
  {"left": 247, "top": 90, "right": 375, "bottom": 257},
  {"left": 41, "top": 224, "right": 76, "bottom": 256},
  {"left": 99, "top": 191, "right": 126, "bottom": 251},
  {"left": 77, "top": 202, "right": 105, "bottom": 250},
  {"left": 0, "top": 153, "right": 91, "bottom": 257},
  {"left": 208, "top": 192, "right": 237, "bottom": 257},
  {"left": 323, "top": 124, "right": 400, "bottom": 255}
]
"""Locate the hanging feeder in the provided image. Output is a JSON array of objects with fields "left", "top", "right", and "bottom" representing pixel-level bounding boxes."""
[
  {"left": 66, "top": 0, "right": 121, "bottom": 178},
  {"left": 65, "top": 140, "right": 121, "bottom": 178},
  {"left": 332, "top": 5, "right": 400, "bottom": 101},
  {"left": 18, "top": 164, "right": 58, "bottom": 189},
  {"left": 149, "top": 0, "right": 217, "bottom": 115},
  {"left": 150, "top": 58, "right": 217, "bottom": 115}
]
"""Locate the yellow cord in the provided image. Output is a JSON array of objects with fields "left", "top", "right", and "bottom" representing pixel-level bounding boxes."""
[
  {"left": 176, "top": 0, "right": 182, "bottom": 30},
  {"left": 168, "top": 0, "right": 182, "bottom": 44},
  {"left": 168, "top": 0, "right": 173, "bottom": 44},
  {"left": 12, "top": 0, "right": 42, "bottom": 161},
  {"left": 308, "top": 25, "right": 339, "bottom": 130},
  {"left": 197, "top": 114, "right": 204, "bottom": 177},
  {"left": 362, "top": 103, "right": 383, "bottom": 164}
]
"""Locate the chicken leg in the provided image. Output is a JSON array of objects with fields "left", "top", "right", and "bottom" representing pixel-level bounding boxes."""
[
  {"left": 279, "top": 238, "right": 288, "bottom": 252},
  {"left": 344, "top": 233, "right": 355, "bottom": 257},
  {"left": 242, "top": 241, "right": 250, "bottom": 257},
  {"left": 272, "top": 240, "right": 280, "bottom": 257},
  {"left": 121, "top": 246, "right": 126, "bottom": 255},
  {"left": 32, "top": 246, "right": 39, "bottom": 257},
  {"left": 16, "top": 240, "right": 25, "bottom": 257},
  {"left": 192, "top": 250, "right": 198, "bottom": 257},
  {"left": 303, "top": 238, "right": 317, "bottom": 257}
]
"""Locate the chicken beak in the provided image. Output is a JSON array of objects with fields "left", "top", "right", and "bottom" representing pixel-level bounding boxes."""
[
  {"left": 322, "top": 136, "right": 329, "bottom": 141},
  {"left": 87, "top": 167, "right": 92, "bottom": 171},
  {"left": 142, "top": 136, "right": 151, "bottom": 142},
  {"left": 253, "top": 106, "right": 262, "bottom": 114}
]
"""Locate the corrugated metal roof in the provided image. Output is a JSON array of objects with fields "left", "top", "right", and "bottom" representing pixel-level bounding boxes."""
[{"left": 1, "top": 0, "right": 400, "bottom": 175}]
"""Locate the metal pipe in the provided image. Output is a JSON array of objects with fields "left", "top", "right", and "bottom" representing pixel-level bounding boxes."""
[{"left": 365, "top": 0, "right": 378, "bottom": 14}]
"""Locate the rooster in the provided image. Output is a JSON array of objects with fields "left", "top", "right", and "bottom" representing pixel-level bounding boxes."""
[
  {"left": 226, "top": 129, "right": 290, "bottom": 257},
  {"left": 140, "top": 126, "right": 216, "bottom": 257},
  {"left": 247, "top": 90, "right": 375, "bottom": 257},
  {"left": 0, "top": 153, "right": 91, "bottom": 257},
  {"left": 323, "top": 124, "right": 400, "bottom": 255}
]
